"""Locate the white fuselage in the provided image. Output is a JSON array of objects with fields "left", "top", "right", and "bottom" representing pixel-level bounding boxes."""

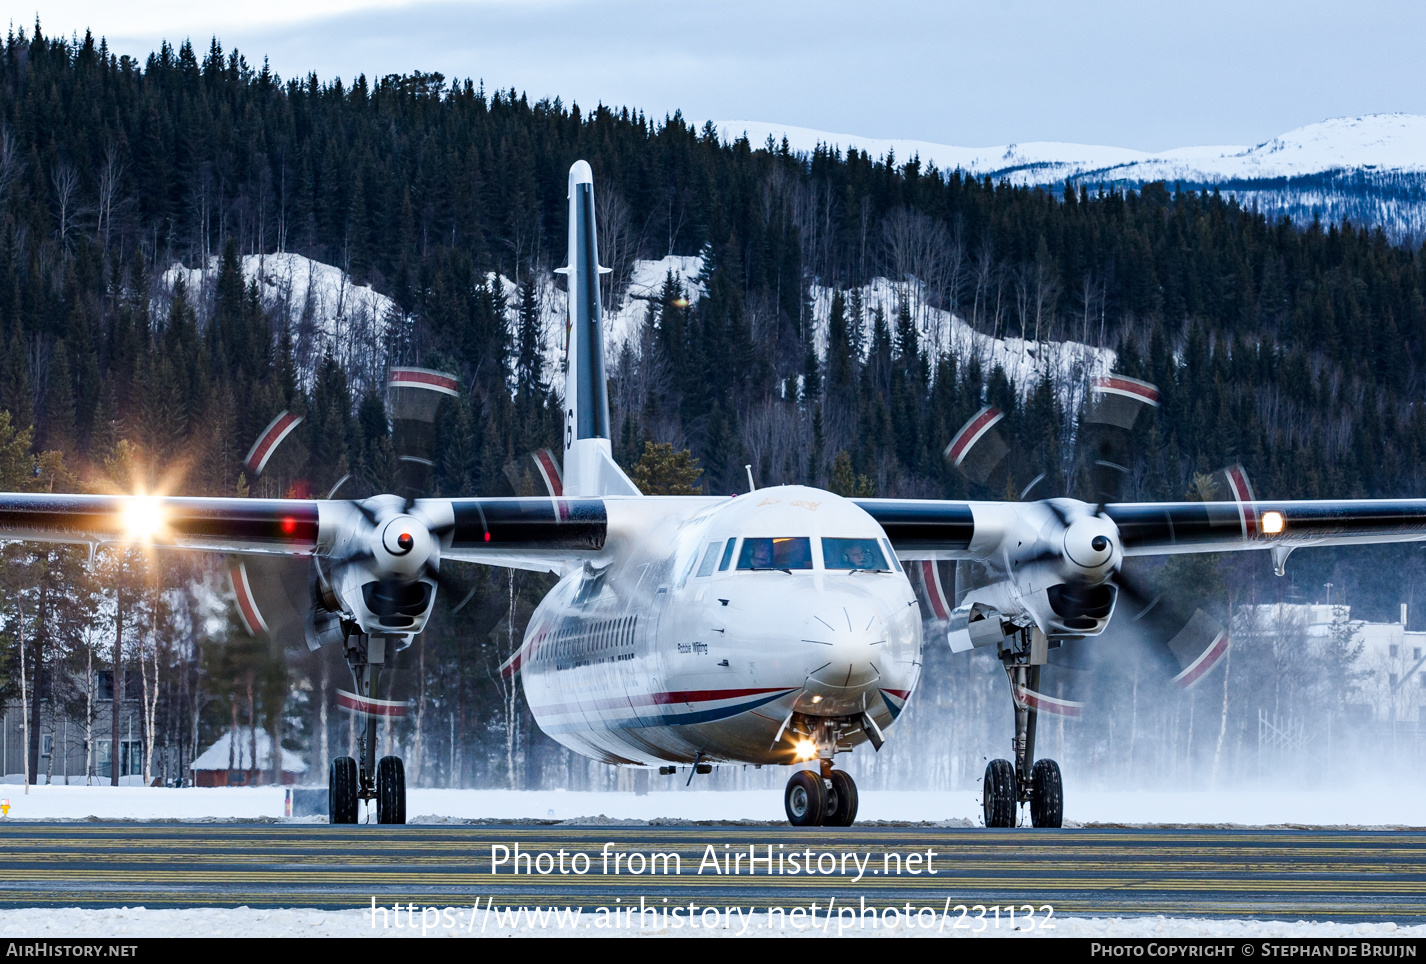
[{"left": 520, "top": 486, "right": 923, "bottom": 766}]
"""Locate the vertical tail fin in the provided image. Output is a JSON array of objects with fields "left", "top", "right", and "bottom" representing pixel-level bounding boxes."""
[{"left": 559, "top": 160, "right": 640, "bottom": 497}]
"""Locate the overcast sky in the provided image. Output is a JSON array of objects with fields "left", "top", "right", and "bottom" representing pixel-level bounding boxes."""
[{"left": 13, "top": 0, "right": 1426, "bottom": 152}]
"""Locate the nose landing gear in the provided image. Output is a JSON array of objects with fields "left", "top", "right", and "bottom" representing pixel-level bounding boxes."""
[{"left": 784, "top": 760, "right": 860, "bottom": 826}]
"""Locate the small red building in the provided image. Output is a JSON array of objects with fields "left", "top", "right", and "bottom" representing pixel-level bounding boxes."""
[{"left": 188, "top": 728, "right": 308, "bottom": 787}]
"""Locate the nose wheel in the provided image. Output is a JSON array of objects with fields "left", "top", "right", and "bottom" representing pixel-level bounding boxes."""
[{"left": 784, "top": 763, "right": 859, "bottom": 826}]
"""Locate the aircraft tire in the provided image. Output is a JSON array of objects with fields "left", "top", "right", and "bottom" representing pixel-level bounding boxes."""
[
  {"left": 982, "top": 758, "right": 1016, "bottom": 828},
  {"left": 784, "top": 769, "right": 827, "bottom": 826},
  {"left": 1030, "top": 758, "right": 1063, "bottom": 828},
  {"left": 376, "top": 755, "right": 406, "bottom": 825},
  {"left": 825, "top": 770, "right": 859, "bottom": 826},
  {"left": 329, "top": 756, "right": 359, "bottom": 825}
]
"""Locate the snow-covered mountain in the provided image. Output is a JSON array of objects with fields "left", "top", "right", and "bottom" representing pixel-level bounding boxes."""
[{"left": 720, "top": 114, "right": 1426, "bottom": 239}]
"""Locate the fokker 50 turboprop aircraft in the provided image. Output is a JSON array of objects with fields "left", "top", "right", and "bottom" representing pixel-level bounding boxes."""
[{"left": 3, "top": 160, "right": 1425, "bottom": 828}]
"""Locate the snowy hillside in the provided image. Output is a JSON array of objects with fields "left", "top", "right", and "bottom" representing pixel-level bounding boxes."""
[
  {"left": 808, "top": 279, "right": 1115, "bottom": 408},
  {"left": 163, "top": 253, "right": 399, "bottom": 389},
  {"left": 161, "top": 250, "right": 1107, "bottom": 406},
  {"left": 721, "top": 114, "right": 1426, "bottom": 239}
]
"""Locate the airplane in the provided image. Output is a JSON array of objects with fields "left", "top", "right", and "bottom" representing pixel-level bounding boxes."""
[{"left": 2, "top": 158, "right": 1425, "bottom": 828}]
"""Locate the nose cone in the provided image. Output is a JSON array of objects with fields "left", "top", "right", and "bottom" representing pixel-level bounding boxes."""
[
  {"left": 798, "top": 601, "right": 886, "bottom": 713},
  {"left": 1062, "top": 515, "right": 1119, "bottom": 573}
]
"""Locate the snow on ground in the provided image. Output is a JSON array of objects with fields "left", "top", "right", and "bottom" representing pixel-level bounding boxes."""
[
  {"left": 720, "top": 113, "right": 1426, "bottom": 185},
  {"left": 0, "top": 784, "right": 1421, "bottom": 827},
  {"left": 1, "top": 906, "right": 1422, "bottom": 938}
]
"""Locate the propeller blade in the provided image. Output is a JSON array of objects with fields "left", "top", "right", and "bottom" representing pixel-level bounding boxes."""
[
  {"left": 1112, "top": 563, "right": 1229, "bottom": 689},
  {"left": 945, "top": 406, "right": 1008, "bottom": 487},
  {"left": 230, "top": 556, "right": 327, "bottom": 656},
  {"left": 349, "top": 499, "right": 379, "bottom": 526},
  {"left": 1079, "top": 375, "right": 1159, "bottom": 504},
  {"left": 388, "top": 367, "right": 459, "bottom": 503},
  {"left": 503, "top": 448, "right": 565, "bottom": 498},
  {"left": 1011, "top": 677, "right": 1085, "bottom": 718},
  {"left": 422, "top": 559, "right": 460, "bottom": 596}
]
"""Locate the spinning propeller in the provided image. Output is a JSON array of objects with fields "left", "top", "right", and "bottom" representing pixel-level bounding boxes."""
[
  {"left": 231, "top": 368, "right": 463, "bottom": 714},
  {"left": 933, "top": 374, "right": 1236, "bottom": 714}
]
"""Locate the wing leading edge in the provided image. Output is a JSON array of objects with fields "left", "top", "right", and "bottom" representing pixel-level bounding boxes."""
[
  {"left": 856, "top": 496, "right": 1426, "bottom": 560},
  {"left": 0, "top": 493, "right": 611, "bottom": 571}
]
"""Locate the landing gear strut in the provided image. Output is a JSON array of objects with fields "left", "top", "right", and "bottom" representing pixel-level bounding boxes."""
[
  {"left": 329, "top": 633, "right": 407, "bottom": 825},
  {"left": 984, "top": 627, "right": 1063, "bottom": 828},
  {"left": 784, "top": 759, "right": 859, "bottom": 827}
]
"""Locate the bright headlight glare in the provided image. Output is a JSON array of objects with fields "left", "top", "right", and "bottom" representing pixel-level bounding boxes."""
[
  {"left": 793, "top": 739, "right": 817, "bottom": 760},
  {"left": 122, "top": 496, "right": 166, "bottom": 541},
  {"left": 1262, "top": 510, "right": 1284, "bottom": 535}
]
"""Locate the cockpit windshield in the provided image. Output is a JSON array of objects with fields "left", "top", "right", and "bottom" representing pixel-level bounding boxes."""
[
  {"left": 736, "top": 537, "right": 813, "bottom": 570},
  {"left": 822, "top": 537, "right": 890, "bottom": 570}
]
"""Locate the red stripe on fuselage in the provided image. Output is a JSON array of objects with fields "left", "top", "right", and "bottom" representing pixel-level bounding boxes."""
[{"left": 532, "top": 687, "right": 794, "bottom": 717}]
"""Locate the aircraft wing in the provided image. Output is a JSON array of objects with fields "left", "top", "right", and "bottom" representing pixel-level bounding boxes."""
[
  {"left": 437, "top": 496, "right": 608, "bottom": 571},
  {"left": 855, "top": 497, "right": 1426, "bottom": 560},
  {"left": 0, "top": 493, "right": 322, "bottom": 554},
  {"left": 0, "top": 493, "right": 610, "bottom": 571},
  {"left": 1103, "top": 499, "right": 1426, "bottom": 555}
]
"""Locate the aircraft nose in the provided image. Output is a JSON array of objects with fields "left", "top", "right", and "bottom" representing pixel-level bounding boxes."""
[{"left": 799, "top": 601, "right": 886, "bottom": 709}]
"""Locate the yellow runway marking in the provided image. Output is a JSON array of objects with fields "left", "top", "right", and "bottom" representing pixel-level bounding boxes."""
[{"left": 1, "top": 823, "right": 1422, "bottom": 920}]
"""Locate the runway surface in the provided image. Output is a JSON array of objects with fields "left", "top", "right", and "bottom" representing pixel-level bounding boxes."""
[{"left": 1, "top": 823, "right": 1423, "bottom": 921}]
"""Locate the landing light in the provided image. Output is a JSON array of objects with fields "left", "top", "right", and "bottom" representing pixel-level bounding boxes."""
[
  {"left": 1262, "top": 511, "right": 1284, "bottom": 535},
  {"left": 122, "top": 496, "right": 166, "bottom": 542},
  {"left": 793, "top": 739, "right": 817, "bottom": 761}
]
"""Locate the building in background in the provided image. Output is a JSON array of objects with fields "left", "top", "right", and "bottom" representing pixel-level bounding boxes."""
[
  {"left": 1, "top": 671, "right": 148, "bottom": 785},
  {"left": 189, "top": 727, "right": 308, "bottom": 787},
  {"left": 1237, "top": 603, "right": 1426, "bottom": 724}
]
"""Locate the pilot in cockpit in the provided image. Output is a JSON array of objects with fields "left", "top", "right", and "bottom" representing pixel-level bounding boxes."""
[
  {"left": 750, "top": 539, "right": 774, "bottom": 568},
  {"left": 841, "top": 541, "right": 871, "bottom": 569}
]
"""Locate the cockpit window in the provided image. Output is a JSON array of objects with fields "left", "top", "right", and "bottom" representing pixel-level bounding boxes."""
[
  {"left": 717, "top": 538, "right": 737, "bottom": 571},
  {"left": 695, "top": 542, "right": 720, "bottom": 577},
  {"left": 823, "top": 537, "right": 890, "bottom": 570},
  {"left": 736, "top": 537, "right": 813, "bottom": 570}
]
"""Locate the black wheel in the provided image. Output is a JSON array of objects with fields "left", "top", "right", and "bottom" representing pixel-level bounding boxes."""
[
  {"left": 1030, "top": 758, "right": 1063, "bottom": 828},
  {"left": 982, "top": 758, "right": 1017, "bottom": 828},
  {"left": 825, "top": 770, "right": 859, "bottom": 826},
  {"left": 784, "top": 769, "right": 827, "bottom": 826},
  {"left": 376, "top": 755, "right": 406, "bottom": 825},
  {"left": 328, "top": 756, "right": 359, "bottom": 825}
]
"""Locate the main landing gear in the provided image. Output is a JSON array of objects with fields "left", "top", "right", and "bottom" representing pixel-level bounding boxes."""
[
  {"left": 784, "top": 761, "right": 859, "bottom": 827},
  {"left": 983, "top": 627, "right": 1063, "bottom": 829},
  {"left": 329, "top": 634, "right": 407, "bottom": 825}
]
